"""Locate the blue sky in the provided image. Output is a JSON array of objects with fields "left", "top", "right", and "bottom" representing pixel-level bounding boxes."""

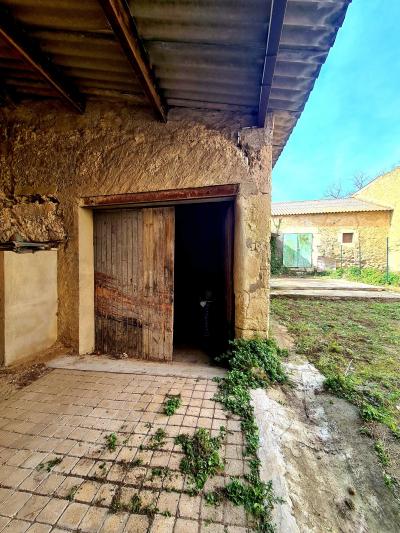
[{"left": 272, "top": 0, "right": 400, "bottom": 202}]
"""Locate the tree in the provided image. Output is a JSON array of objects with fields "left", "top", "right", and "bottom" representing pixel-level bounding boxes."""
[
  {"left": 352, "top": 172, "right": 369, "bottom": 193},
  {"left": 324, "top": 181, "right": 346, "bottom": 199},
  {"left": 324, "top": 172, "right": 373, "bottom": 199}
]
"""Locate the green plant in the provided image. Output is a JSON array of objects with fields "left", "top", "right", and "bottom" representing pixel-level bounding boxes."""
[
  {"left": 36, "top": 457, "right": 62, "bottom": 472},
  {"left": 384, "top": 473, "right": 395, "bottom": 491},
  {"left": 225, "top": 478, "right": 278, "bottom": 532},
  {"left": 374, "top": 440, "right": 390, "bottom": 466},
  {"left": 216, "top": 338, "right": 288, "bottom": 387},
  {"left": 142, "top": 503, "right": 159, "bottom": 517},
  {"left": 105, "top": 433, "right": 117, "bottom": 452},
  {"left": 204, "top": 490, "right": 223, "bottom": 506},
  {"left": 325, "top": 266, "right": 400, "bottom": 287},
  {"left": 66, "top": 485, "right": 79, "bottom": 501},
  {"left": 270, "top": 235, "right": 288, "bottom": 275},
  {"left": 148, "top": 428, "right": 167, "bottom": 449},
  {"left": 97, "top": 462, "right": 108, "bottom": 477},
  {"left": 129, "top": 494, "right": 142, "bottom": 513},
  {"left": 151, "top": 466, "right": 171, "bottom": 480},
  {"left": 164, "top": 394, "right": 182, "bottom": 416},
  {"left": 212, "top": 338, "right": 287, "bottom": 531},
  {"left": 361, "top": 403, "right": 387, "bottom": 423},
  {"left": 175, "top": 427, "right": 225, "bottom": 493}
]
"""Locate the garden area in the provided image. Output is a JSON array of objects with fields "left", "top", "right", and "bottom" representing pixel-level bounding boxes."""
[{"left": 271, "top": 298, "right": 400, "bottom": 501}]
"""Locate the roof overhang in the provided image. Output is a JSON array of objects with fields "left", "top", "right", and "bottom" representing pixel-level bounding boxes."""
[{"left": 0, "top": 0, "right": 351, "bottom": 164}]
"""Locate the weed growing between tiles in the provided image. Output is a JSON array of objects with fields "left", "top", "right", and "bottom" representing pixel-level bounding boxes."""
[
  {"left": 105, "top": 432, "right": 118, "bottom": 451},
  {"left": 163, "top": 393, "right": 182, "bottom": 415},
  {"left": 29, "top": 347, "right": 286, "bottom": 531},
  {"left": 175, "top": 426, "right": 226, "bottom": 493},
  {"left": 212, "top": 338, "right": 288, "bottom": 532},
  {"left": 36, "top": 456, "right": 63, "bottom": 472}
]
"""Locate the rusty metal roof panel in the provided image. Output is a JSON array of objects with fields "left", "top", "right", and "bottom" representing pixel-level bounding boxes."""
[{"left": 272, "top": 198, "right": 393, "bottom": 216}]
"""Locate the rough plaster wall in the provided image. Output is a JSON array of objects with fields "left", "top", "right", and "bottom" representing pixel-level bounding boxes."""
[
  {"left": 355, "top": 168, "right": 400, "bottom": 272},
  {"left": 0, "top": 101, "right": 272, "bottom": 349},
  {"left": 0, "top": 194, "right": 65, "bottom": 243},
  {"left": 272, "top": 211, "right": 391, "bottom": 270}
]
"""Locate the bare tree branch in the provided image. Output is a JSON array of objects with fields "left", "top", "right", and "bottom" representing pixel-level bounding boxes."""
[
  {"left": 324, "top": 181, "right": 346, "bottom": 199},
  {"left": 352, "top": 172, "right": 369, "bottom": 192}
]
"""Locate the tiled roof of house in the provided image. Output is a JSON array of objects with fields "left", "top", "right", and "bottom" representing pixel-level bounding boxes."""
[{"left": 272, "top": 197, "right": 393, "bottom": 216}]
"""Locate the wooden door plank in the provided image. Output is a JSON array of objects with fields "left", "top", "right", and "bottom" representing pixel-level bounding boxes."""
[{"left": 94, "top": 206, "right": 175, "bottom": 360}]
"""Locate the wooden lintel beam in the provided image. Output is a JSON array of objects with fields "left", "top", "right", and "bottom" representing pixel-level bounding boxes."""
[
  {"left": 0, "top": 8, "right": 84, "bottom": 112},
  {"left": 258, "top": 0, "right": 288, "bottom": 127},
  {"left": 82, "top": 184, "right": 239, "bottom": 207},
  {"left": 99, "top": 0, "right": 167, "bottom": 122}
]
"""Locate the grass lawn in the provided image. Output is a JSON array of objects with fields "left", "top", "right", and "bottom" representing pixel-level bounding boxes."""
[{"left": 271, "top": 299, "right": 400, "bottom": 434}]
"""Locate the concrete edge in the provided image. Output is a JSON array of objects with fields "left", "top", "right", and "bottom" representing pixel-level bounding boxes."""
[
  {"left": 47, "top": 355, "right": 226, "bottom": 379},
  {"left": 251, "top": 388, "right": 300, "bottom": 533}
]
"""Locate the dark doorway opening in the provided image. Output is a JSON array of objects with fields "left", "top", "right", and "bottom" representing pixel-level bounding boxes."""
[{"left": 173, "top": 201, "right": 234, "bottom": 361}]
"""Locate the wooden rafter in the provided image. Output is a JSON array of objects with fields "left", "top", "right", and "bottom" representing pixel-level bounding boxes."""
[
  {"left": 99, "top": 0, "right": 167, "bottom": 122},
  {"left": 0, "top": 7, "right": 84, "bottom": 112},
  {"left": 258, "top": 0, "right": 288, "bottom": 127}
]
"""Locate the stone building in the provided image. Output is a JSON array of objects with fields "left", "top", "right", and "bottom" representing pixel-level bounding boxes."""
[
  {"left": 355, "top": 167, "right": 400, "bottom": 272},
  {"left": 0, "top": 0, "right": 350, "bottom": 365},
  {"left": 272, "top": 198, "right": 393, "bottom": 271}
]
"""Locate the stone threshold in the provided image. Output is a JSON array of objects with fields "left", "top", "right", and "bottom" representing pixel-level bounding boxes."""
[{"left": 48, "top": 354, "right": 226, "bottom": 379}]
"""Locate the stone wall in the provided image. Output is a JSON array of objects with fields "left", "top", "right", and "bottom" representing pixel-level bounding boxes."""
[
  {"left": 272, "top": 210, "right": 391, "bottom": 270},
  {"left": 0, "top": 194, "right": 65, "bottom": 243},
  {"left": 355, "top": 167, "right": 400, "bottom": 272},
  {"left": 0, "top": 101, "right": 272, "bottom": 350}
]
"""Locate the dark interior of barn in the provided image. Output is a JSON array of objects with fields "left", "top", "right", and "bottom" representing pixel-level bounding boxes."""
[{"left": 173, "top": 201, "right": 233, "bottom": 359}]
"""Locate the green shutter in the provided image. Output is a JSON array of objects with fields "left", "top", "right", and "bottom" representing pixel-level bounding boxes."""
[
  {"left": 283, "top": 233, "right": 313, "bottom": 268},
  {"left": 283, "top": 233, "right": 298, "bottom": 267}
]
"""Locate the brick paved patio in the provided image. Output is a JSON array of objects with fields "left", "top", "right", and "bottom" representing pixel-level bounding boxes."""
[{"left": 0, "top": 369, "right": 249, "bottom": 532}]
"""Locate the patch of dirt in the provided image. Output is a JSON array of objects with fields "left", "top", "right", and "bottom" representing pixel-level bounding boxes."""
[
  {"left": 0, "top": 342, "right": 71, "bottom": 401},
  {"left": 268, "top": 321, "right": 400, "bottom": 532},
  {"left": 269, "top": 318, "right": 295, "bottom": 351}
]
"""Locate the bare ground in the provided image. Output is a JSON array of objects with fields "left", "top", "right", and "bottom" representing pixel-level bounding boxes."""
[
  {"left": 268, "top": 320, "right": 400, "bottom": 532},
  {"left": 0, "top": 342, "right": 71, "bottom": 401}
]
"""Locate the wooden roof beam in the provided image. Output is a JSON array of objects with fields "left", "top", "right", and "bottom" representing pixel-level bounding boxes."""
[
  {"left": 258, "top": 0, "right": 288, "bottom": 127},
  {"left": 0, "top": 7, "right": 84, "bottom": 112},
  {"left": 99, "top": 0, "right": 167, "bottom": 122}
]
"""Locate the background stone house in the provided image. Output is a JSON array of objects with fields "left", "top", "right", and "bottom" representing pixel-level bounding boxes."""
[
  {"left": 355, "top": 167, "right": 400, "bottom": 272},
  {"left": 272, "top": 198, "right": 393, "bottom": 271},
  {"left": 0, "top": 0, "right": 350, "bottom": 365}
]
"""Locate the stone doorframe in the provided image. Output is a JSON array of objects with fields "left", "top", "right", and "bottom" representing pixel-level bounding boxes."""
[{"left": 77, "top": 184, "right": 241, "bottom": 355}]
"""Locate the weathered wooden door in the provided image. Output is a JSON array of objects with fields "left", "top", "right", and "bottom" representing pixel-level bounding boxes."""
[{"left": 94, "top": 207, "right": 174, "bottom": 360}]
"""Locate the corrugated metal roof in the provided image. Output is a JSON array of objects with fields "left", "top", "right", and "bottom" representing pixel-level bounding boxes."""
[
  {"left": 0, "top": 0, "right": 351, "bottom": 163},
  {"left": 272, "top": 198, "right": 393, "bottom": 216}
]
